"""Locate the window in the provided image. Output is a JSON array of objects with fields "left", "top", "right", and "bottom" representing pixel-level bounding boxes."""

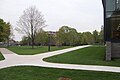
[
  {"left": 106, "top": 0, "right": 116, "bottom": 11},
  {"left": 105, "top": 0, "right": 120, "bottom": 41},
  {"left": 117, "top": 0, "right": 120, "bottom": 10},
  {"left": 106, "top": 12, "right": 113, "bottom": 18}
]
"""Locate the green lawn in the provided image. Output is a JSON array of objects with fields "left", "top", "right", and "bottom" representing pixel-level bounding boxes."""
[
  {"left": 7, "top": 46, "right": 71, "bottom": 55},
  {"left": 44, "top": 45, "right": 120, "bottom": 67},
  {"left": 0, "top": 52, "right": 4, "bottom": 60},
  {"left": 0, "top": 66, "right": 120, "bottom": 80}
]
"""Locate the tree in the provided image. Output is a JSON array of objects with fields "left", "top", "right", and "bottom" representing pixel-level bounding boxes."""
[
  {"left": 68, "top": 28, "right": 79, "bottom": 46},
  {"left": 16, "top": 6, "right": 46, "bottom": 48},
  {"left": 77, "top": 32, "right": 82, "bottom": 45},
  {"left": 34, "top": 29, "right": 48, "bottom": 46},
  {"left": 0, "top": 18, "right": 12, "bottom": 47},
  {"left": 93, "top": 30, "right": 99, "bottom": 43},
  {"left": 99, "top": 26, "right": 104, "bottom": 44},
  {"left": 56, "top": 26, "right": 69, "bottom": 46},
  {"left": 0, "top": 19, "right": 5, "bottom": 41},
  {"left": 3, "top": 22, "right": 11, "bottom": 47},
  {"left": 81, "top": 32, "right": 94, "bottom": 45},
  {"left": 56, "top": 26, "right": 79, "bottom": 46},
  {"left": 21, "top": 36, "right": 31, "bottom": 46}
]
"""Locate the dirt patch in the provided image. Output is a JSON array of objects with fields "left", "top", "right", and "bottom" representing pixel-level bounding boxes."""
[{"left": 58, "top": 77, "right": 72, "bottom": 80}]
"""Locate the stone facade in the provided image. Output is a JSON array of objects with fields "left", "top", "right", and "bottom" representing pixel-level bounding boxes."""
[
  {"left": 106, "top": 42, "right": 120, "bottom": 60},
  {"left": 111, "top": 43, "right": 120, "bottom": 58},
  {"left": 106, "top": 41, "right": 112, "bottom": 61}
]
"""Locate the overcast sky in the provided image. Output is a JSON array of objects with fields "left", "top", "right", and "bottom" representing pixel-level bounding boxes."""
[{"left": 0, "top": 0, "right": 103, "bottom": 41}]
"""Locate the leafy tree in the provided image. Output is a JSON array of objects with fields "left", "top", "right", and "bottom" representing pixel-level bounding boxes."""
[
  {"left": 99, "top": 26, "right": 104, "bottom": 44},
  {"left": 56, "top": 26, "right": 69, "bottom": 46},
  {"left": 0, "top": 19, "right": 5, "bottom": 41},
  {"left": 68, "top": 28, "right": 79, "bottom": 46},
  {"left": 21, "top": 36, "right": 31, "bottom": 46},
  {"left": 34, "top": 29, "right": 48, "bottom": 46},
  {"left": 56, "top": 26, "right": 79, "bottom": 46},
  {"left": 77, "top": 32, "right": 82, "bottom": 45},
  {"left": 16, "top": 6, "right": 46, "bottom": 48},
  {"left": 3, "top": 22, "right": 11, "bottom": 47},
  {"left": 93, "top": 30, "right": 99, "bottom": 43},
  {"left": 0, "top": 18, "right": 12, "bottom": 47},
  {"left": 81, "top": 32, "right": 94, "bottom": 45}
]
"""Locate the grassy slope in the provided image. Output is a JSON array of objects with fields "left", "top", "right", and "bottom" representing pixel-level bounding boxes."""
[
  {"left": 7, "top": 46, "right": 71, "bottom": 55},
  {"left": 0, "top": 52, "right": 4, "bottom": 60},
  {"left": 44, "top": 46, "right": 120, "bottom": 67},
  {"left": 0, "top": 66, "right": 120, "bottom": 80}
]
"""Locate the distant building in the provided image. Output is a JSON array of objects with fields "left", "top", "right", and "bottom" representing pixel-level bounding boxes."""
[
  {"left": 0, "top": 39, "right": 18, "bottom": 46},
  {"left": 47, "top": 31, "right": 57, "bottom": 36},
  {"left": 47, "top": 31, "right": 57, "bottom": 46}
]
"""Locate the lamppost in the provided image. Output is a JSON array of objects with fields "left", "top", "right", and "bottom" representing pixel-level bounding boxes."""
[{"left": 48, "top": 31, "right": 51, "bottom": 51}]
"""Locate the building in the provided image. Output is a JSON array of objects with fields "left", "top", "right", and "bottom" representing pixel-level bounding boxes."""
[
  {"left": 102, "top": 0, "right": 120, "bottom": 60},
  {"left": 47, "top": 31, "right": 57, "bottom": 46}
]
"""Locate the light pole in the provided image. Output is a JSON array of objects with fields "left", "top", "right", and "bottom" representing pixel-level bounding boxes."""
[{"left": 48, "top": 31, "right": 51, "bottom": 51}]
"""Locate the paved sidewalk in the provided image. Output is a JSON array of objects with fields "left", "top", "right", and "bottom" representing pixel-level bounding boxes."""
[{"left": 0, "top": 45, "right": 120, "bottom": 73}]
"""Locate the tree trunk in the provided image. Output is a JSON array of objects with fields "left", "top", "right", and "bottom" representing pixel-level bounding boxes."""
[
  {"left": 31, "top": 20, "right": 34, "bottom": 49},
  {"left": 7, "top": 38, "right": 9, "bottom": 47}
]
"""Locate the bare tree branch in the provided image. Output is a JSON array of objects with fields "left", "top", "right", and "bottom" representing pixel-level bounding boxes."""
[{"left": 16, "top": 6, "right": 46, "bottom": 48}]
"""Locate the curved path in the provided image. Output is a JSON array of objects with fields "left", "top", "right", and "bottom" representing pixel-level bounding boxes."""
[{"left": 0, "top": 45, "right": 120, "bottom": 73}]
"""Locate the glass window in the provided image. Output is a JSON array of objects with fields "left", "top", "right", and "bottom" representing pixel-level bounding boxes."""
[
  {"left": 111, "top": 17, "right": 120, "bottom": 39},
  {"left": 106, "top": 12, "right": 113, "bottom": 18},
  {"left": 106, "top": 0, "right": 116, "bottom": 11},
  {"left": 105, "top": 0, "right": 120, "bottom": 41},
  {"left": 117, "top": 0, "right": 120, "bottom": 10}
]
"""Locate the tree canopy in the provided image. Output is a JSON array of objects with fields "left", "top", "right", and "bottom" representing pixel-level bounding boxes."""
[
  {"left": 0, "top": 18, "right": 11, "bottom": 43},
  {"left": 56, "top": 26, "right": 79, "bottom": 46},
  {"left": 21, "top": 25, "right": 104, "bottom": 46}
]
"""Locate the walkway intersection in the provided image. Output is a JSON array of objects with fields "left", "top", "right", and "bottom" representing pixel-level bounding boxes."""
[{"left": 0, "top": 45, "right": 120, "bottom": 73}]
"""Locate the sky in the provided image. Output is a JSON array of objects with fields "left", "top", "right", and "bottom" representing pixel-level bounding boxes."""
[{"left": 0, "top": 0, "right": 103, "bottom": 41}]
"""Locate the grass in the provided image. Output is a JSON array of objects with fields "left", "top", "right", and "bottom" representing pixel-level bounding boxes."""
[
  {"left": 0, "top": 52, "right": 5, "bottom": 60},
  {"left": 7, "top": 46, "right": 71, "bottom": 55},
  {"left": 44, "top": 45, "right": 120, "bottom": 67},
  {"left": 0, "top": 66, "right": 120, "bottom": 80}
]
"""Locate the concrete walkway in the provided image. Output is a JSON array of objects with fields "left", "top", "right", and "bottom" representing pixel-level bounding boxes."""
[{"left": 0, "top": 45, "right": 120, "bottom": 73}]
